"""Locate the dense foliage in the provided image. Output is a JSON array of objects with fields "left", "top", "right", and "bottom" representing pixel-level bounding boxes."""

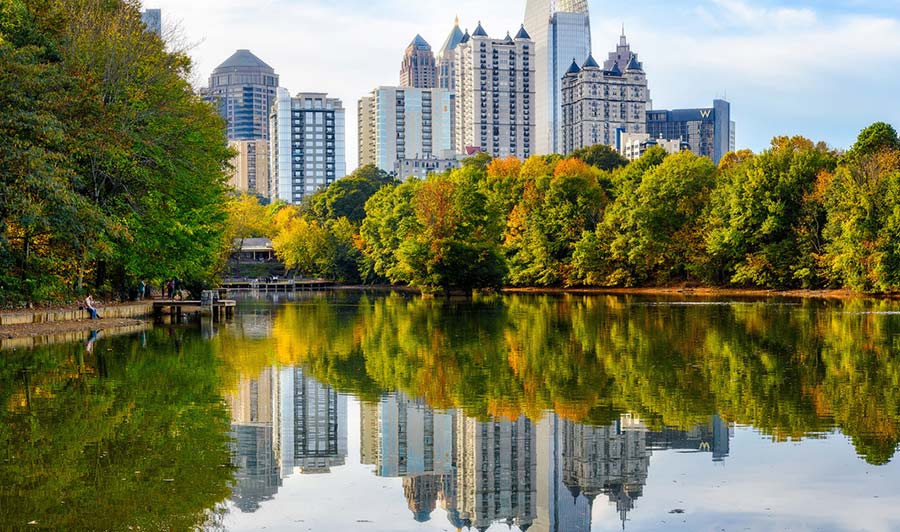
[
  {"left": 0, "top": 0, "right": 232, "bottom": 304},
  {"left": 238, "top": 123, "right": 899, "bottom": 294}
]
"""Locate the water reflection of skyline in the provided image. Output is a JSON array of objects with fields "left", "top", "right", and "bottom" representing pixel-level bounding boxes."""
[
  {"left": 227, "top": 367, "right": 348, "bottom": 513},
  {"left": 226, "top": 369, "right": 732, "bottom": 530}
]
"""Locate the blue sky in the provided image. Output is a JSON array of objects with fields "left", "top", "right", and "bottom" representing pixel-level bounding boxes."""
[{"left": 148, "top": 0, "right": 900, "bottom": 169}]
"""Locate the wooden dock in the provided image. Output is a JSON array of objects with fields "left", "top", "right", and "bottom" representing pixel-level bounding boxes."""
[
  {"left": 220, "top": 279, "right": 336, "bottom": 292},
  {"left": 152, "top": 299, "right": 235, "bottom": 322}
]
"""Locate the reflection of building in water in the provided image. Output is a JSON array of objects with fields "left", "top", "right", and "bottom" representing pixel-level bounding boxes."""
[
  {"left": 646, "top": 414, "right": 732, "bottom": 462},
  {"left": 404, "top": 473, "right": 445, "bottom": 523},
  {"left": 362, "top": 401, "right": 734, "bottom": 531},
  {"left": 237, "top": 306, "right": 275, "bottom": 339},
  {"left": 377, "top": 394, "right": 454, "bottom": 478},
  {"left": 456, "top": 415, "right": 538, "bottom": 531},
  {"left": 561, "top": 414, "right": 651, "bottom": 528},
  {"left": 360, "top": 401, "right": 379, "bottom": 466},
  {"left": 359, "top": 393, "right": 456, "bottom": 523},
  {"left": 228, "top": 367, "right": 282, "bottom": 513},
  {"left": 279, "top": 367, "right": 347, "bottom": 475},
  {"left": 534, "top": 413, "right": 592, "bottom": 532}
]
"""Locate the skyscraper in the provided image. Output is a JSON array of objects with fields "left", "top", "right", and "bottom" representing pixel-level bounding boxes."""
[
  {"left": 357, "top": 86, "right": 455, "bottom": 178},
  {"left": 227, "top": 368, "right": 282, "bottom": 513},
  {"left": 438, "top": 18, "right": 465, "bottom": 154},
  {"left": 140, "top": 8, "right": 161, "bottom": 36},
  {"left": 400, "top": 36, "right": 438, "bottom": 89},
  {"left": 646, "top": 99, "right": 735, "bottom": 164},
  {"left": 455, "top": 22, "right": 535, "bottom": 159},
  {"left": 269, "top": 89, "right": 346, "bottom": 204},
  {"left": 203, "top": 50, "right": 279, "bottom": 141},
  {"left": 437, "top": 18, "right": 465, "bottom": 92},
  {"left": 357, "top": 95, "right": 376, "bottom": 168},
  {"left": 524, "top": 0, "right": 592, "bottom": 155},
  {"left": 560, "top": 32, "right": 651, "bottom": 152}
]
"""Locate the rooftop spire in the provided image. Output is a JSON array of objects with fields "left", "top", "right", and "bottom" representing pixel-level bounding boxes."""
[
  {"left": 454, "top": 15, "right": 459, "bottom": 26},
  {"left": 620, "top": 23, "right": 627, "bottom": 45}
]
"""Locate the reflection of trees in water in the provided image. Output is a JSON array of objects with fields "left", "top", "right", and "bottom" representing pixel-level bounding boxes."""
[
  {"left": 217, "top": 293, "right": 900, "bottom": 466},
  {"left": 0, "top": 329, "right": 233, "bottom": 530}
]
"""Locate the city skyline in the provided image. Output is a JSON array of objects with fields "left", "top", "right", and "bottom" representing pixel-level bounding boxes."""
[{"left": 149, "top": 0, "right": 900, "bottom": 171}]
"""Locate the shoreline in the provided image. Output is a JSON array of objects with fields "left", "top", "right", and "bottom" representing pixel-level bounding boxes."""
[
  {"left": 333, "top": 284, "right": 878, "bottom": 301},
  {"left": 499, "top": 286, "right": 873, "bottom": 300},
  {"left": 0, "top": 318, "right": 149, "bottom": 340},
  {"left": 0, "top": 286, "right": 888, "bottom": 345},
  {"left": 0, "top": 318, "right": 151, "bottom": 351}
]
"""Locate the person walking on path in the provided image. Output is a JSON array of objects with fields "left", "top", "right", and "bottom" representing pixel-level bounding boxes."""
[
  {"left": 139, "top": 280, "right": 146, "bottom": 301},
  {"left": 85, "top": 294, "right": 101, "bottom": 320},
  {"left": 166, "top": 279, "right": 175, "bottom": 299}
]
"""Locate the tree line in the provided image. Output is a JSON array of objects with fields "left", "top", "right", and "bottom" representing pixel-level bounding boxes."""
[
  {"left": 0, "top": 0, "right": 232, "bottom": 305},
  {"left": 242, "top": 122, "right": 900, "bottom": 294}
]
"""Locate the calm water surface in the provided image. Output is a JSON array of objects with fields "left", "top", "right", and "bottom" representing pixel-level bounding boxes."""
[{"left": 2, "top": 293, "right": 900, "bottom": 531}]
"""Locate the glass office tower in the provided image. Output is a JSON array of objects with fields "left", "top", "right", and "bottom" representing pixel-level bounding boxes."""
[{"left": 524, "top": 0, "right": 592, "bottom": 155}]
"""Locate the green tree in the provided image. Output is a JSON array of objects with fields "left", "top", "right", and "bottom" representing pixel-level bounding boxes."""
[
  {"left": 706, "top": 136, "right": 836, "bottom": 288},
  {"left": 306, "top": 164, "right": 394, "bottom": 224},
  {"left": 584, "top": 151, "right": 716, "bottom": 286},
  {"left": 504, "top": 159, "right": 605, "bottom": 286},
  {"left": 823, "top": 124, "right": 900, "bottom": 292},
  {"left": 0, "top": 0, "right": 232, "bottom": 304},
  {"left": 569, "top": 143, "right": 629, "bottom": 171}
]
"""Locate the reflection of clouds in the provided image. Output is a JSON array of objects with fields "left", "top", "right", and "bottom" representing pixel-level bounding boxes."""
[{"left": 592, "top": 430, "right": 900, "bottom": 532}]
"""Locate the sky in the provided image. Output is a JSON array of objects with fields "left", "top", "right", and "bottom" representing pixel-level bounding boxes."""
[{"left": 146, "top": 0, "right": 900, "bottom": 171}]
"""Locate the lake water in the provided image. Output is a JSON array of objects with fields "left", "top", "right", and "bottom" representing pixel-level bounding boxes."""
[{"left": 2, "top": 292, "right": 900, "bottom": 531}]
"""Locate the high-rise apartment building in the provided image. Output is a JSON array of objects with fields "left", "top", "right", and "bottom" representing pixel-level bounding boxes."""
[
  {"left": 357, "top": 86, "right": 454, "bottom": 177},
  {"left": 270, "top": 89, "right": 346, "bottom": 204},
  {"left": 140, "top": 8, "right": 161, "bottom": 36},
  {"left": 455, "top": 23, "right": 535, "bottom": 160},
  {"left": 357, "top": 96, "right": 376, "bottom": 168},
  {"left": 560, "top": 33, "right": 651, "bottom": 153},
  {"left": 646, "top": 99, "right": 735, "bottom": 164},
  {"left": 228, "top": 140, "right": 270, "bottom": 198},
  {"left": 400, "top": 35, "right": 438, "bottom": 89},
  {"left": 561, "top": 415, "right": 651, "bottom": 527},
  {"left": 203, "top": 50, "right": 279, "bottom": 141},
  {"left": 524, "top": 0, "right": 592, "bottom": 155}
]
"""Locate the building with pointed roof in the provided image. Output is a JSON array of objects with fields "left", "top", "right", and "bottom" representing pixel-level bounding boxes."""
[
  {"left": 401, "top": 35, "right": 438, "bottom": 88},
  {"left": 454, "top": 22, "right": 535, "bottom": 160},
  {"left": 203, "top": 49, "right": 279, "bottom": 141},
  {"left": 524, "top": 0, "right": 592, "bottom": 155},
  {"left": 438, "top": 17, "right": 465, "bottom": 91},
  {"left": 560, "top": 33, "right": 651, "bottom": 153}
]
